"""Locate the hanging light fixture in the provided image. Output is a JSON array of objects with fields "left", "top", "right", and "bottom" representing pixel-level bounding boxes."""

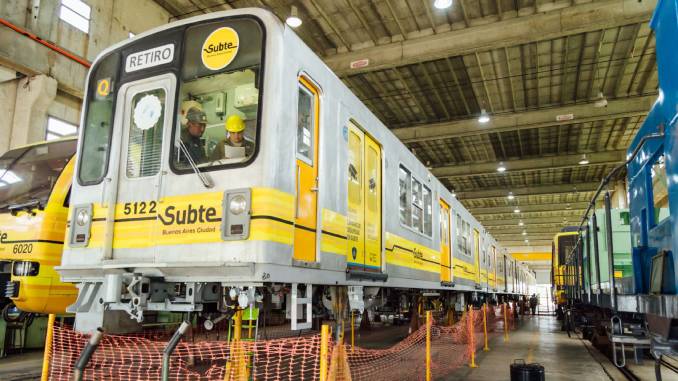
[
  {"left": 522, "top": 230, "right": 527, "bottom": 236},
  {"left": 578, "top": 154, "right": 590, "bottom": 165},
  {"left": 497, "top": 162, "right": 507, "bottom": 173},
  {"left": 433, "top": 0, "right": 453, "bottom": 9},
  {"left": 518, "top": 220, "right": 524, "bottom": 227},
  {"left": 524, "top": 239, "right": 529, "bottom": 244},
  {"left": 286, "top": 6, "right": 302, "bottom": 28},
  {"left": 451, "top": 188, "right": 456, "bottom": 198},
  {"left": 507, "top": 191, "right": 515, "bottom": 200},
  {"left": 513, "top": 208, "right": 521, "bottom": 214},
  {"left": 478, "top": 108, "right": 490, "bottom": 123}
]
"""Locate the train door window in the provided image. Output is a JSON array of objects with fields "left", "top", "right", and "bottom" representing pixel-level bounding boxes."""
[
  {"left": 126, "top": 88, "right": 166, "bottom": 178},
  {"left": 423, "top": 185, "right": 432, "bottom": 236},
  {"left": 464, "top": 221, "right": 471, "bottom": 256},
  {"left": 440, "top": 207, "right": 449, "bottom": 246},
  {"left": 411, "top": 178, "right": 423, "bottom": 232},
  {"left": 651, "top": 154, "right": 669, "bottom": 226},
  {"left": 398, "top": 165, "right": 411, "bottom": 226},
  {"left": 78, "top": 53, "right": 120, "bottom": 185},
  {"left": 455, "top": 213, "right": 465, "bottom": 252},
  {"left": 348, "top": 131, "right": 362, "bottom": 202},
  {"left": 296, "top": 85, "right": 314, "bottom": 163}
]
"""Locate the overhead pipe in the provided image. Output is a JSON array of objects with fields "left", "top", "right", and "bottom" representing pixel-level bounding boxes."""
[
  {"left": 0, "top": 17, "right": 91, "bottom": 68},
  {"left": 585, "top": 224, "right": 593, "bottom": 302},
  {"left": 604, "top": 192, "right": 617, "bottom": 312}
]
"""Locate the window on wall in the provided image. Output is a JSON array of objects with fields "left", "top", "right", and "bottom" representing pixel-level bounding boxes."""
[
  {"left": 412, "top": 178, "right": 423, "bottom": 232},
  {"left": 59, "top": 0, "right": 91, "bottom": 33},
  {"left": 423, "top": 186, "right": 432, "bottom": 236},
  {"left": 651, "top": 154, "right": 669, "bottom": 226},
  {"left": 398, "top": 164, "right": 432, "bottom": 236},
  {"left": 398, "top": 166, "right": 411, "bottom": 225},
  {"left": 46, "top": 117, "right": 78, "bottom": 141}
]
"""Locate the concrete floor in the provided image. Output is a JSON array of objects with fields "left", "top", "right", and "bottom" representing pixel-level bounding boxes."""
[
  {"left": 0, "top": 350, "right": 43, "bottom": 381},
  {"left": 446, "top": 315, "right": 622, "bottom": 381}
]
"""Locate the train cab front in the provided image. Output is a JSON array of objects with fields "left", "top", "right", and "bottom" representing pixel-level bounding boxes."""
[
  {"left": 0, "top": 139, "right": 78, "bottom": 315},
  {"left": 57, "top": 9, "right": 288, "bottom": 333}
]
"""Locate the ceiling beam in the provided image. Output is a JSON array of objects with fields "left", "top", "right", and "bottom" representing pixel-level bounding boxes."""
[
  {"left": 455, "top": 182, "right": 600, "bottom": 201},
  {"left": 393, "top": 95, "right": 655, "bottom": 143},
  {"left": 502, "top": 240, "right": 552, "bottom": 246},
  {"left": 469, "top": 202, "right": 589, "bottom": 215},
  {"left": 489, "top": 226, "right": 569, "bottom": 234},
  {"left": 432, "top": 150, "right": 626, "bottom": 178},
  {"left": 324, "top": 0, "right": 657, "bottom": 76},
  {"left": 480, "top": 215, "right": 583, "bottom": 226},
  {"left": 151, "top": 0, "right": 182, "bottom": 17}
]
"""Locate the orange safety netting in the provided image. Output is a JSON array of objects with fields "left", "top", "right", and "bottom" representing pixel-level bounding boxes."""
[{"left": 47, "top": 304, "right": 518, "bottom": 380}]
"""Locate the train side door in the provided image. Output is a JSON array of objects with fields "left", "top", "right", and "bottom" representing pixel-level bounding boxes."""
[
  {"left": 503, "top": 255, "right": 508, "bottom": 292},
  {"left": 112, "top": 74, "right": 175, "bottom": 258},
  {"left": 439, "top": 200, "right": 452, "bottom": 283},
  {"left": 491, "top": 246, "right": 497, "bottom": 290},
  {"left": 293, "top": 76, "right": 320, "bottom": 263},
  {"left": 346, "top": 122, "right": 382, "bottom": 272},
  {"left": 473, "top": 229, "right": 481, "bottom": 285}
]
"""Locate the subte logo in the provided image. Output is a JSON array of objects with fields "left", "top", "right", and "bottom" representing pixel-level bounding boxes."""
[{"left": 157, "top": 204, "right": 220, "bottom": 225}]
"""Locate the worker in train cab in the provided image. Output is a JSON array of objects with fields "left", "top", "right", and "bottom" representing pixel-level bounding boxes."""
[
  {"left": 180, "top": 107, "right": 208, "bottom": 164},
  {"left": 210, "top": 114, "right": 254, "bottom": 160}
]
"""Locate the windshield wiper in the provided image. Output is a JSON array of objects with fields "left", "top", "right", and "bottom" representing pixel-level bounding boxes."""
[
  {"left": 8, "top": 198, "right": 43, "bottom": 216},
  {"left": 178, "top": 140, "right": 214, "bottom": 188}
]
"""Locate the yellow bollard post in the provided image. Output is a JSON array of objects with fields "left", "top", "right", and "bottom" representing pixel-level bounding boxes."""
[
  {"left": 483, "top": 303, "right": 489, "bottom": 351},
  {"left": 40, "top": 314, "right": 55, "bottom": 381},
  {"left": 351, "top": 311, "right": 355, "bottom": 353},
  {"left": 425, "top": 310, "right": 432, "bottom": 381},
  {"left": 469, "top": 306, "right": 477, "bottom": 368},
  {"left": 503, "top": 302, "right": 509, "bottom": 342},
  {"left": 320, "top": 324, "right": 330, "bottom": 381}
]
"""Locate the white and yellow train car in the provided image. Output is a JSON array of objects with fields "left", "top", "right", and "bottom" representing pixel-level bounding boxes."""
[
  {"left": 58, "top": 8, "right": 534, "bottom": 332},
  {"left": 0, "top": 139, "right": 78, "bottom": 315}
]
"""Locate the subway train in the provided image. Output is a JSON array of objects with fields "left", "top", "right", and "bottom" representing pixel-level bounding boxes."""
[
  {"left": 56, "top": 8, "right": 535, "bottom": 333},
  {"left": 556, "top": 0, "right": 677, "bottom": 369},
  {"left": 0, "top": 138, "right": 78, "bottom": 316}
]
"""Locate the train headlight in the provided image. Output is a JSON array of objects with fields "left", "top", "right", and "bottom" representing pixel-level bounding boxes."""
[
  {"left": 229, "top": 195, "right": 247, "bottom": 215},
  {"left": 76, "top": 209, "right": 91, "bottom": 226},
  {"left": 221, "top": 189, "right": 251, "bottom": 241}
]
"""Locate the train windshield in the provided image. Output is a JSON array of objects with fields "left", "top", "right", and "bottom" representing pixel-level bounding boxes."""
[
  {"left": 558, "top": 234, "right": 577, "bottom": 265},
  {"left": 172, "top": 18, "right": 263, "bottom": 171},
  {"left": 0, "top": 140, "right": 76, "bottom": 210}
]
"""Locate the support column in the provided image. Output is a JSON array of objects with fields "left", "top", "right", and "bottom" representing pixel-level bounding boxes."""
[
  {"left": 0, "top": 77, "right": 18, "bottom": 154},
  {"left": 612, "top": 181, "right": 628, "bottom": 209},
  {"left": 10, "top": 74, "right": 57, "bottom": 148}
]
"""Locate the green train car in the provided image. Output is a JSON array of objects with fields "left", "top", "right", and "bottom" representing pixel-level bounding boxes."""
[{"left": 581, "top": 209, "right": 634, "bottom": 295}]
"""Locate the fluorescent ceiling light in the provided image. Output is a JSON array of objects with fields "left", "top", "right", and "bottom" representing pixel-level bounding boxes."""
[
  {"left": 434, "top": 0, "right": 453, "bottom": 10},
  {"left": 286, "top": 5, "right": 302, "bottom": 28},
  {"left": 478, "top": 108, "right": 490, "bottom": 123}
]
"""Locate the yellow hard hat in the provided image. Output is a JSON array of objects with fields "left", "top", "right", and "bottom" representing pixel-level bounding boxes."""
[{"left": 225, "top": 115, "right": 245, "bottom": 133}]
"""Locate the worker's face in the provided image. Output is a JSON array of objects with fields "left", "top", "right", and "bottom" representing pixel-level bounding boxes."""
[
  {"left": 188, "top": 121, "right": 206, "bottom": 138},
  {"left": 229, "top": 131, "right": 244, "bottom": 144}
]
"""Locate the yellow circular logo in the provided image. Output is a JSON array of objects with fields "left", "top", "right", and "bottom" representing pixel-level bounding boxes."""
[
  {"left": 96, "top": 78, "right": 110, "bottom": 97},
  {"left": 201, "top": 27, "right": 239, "bottom": 71}
]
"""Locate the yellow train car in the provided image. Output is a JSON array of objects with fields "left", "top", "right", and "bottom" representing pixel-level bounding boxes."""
[
  {"left": 551, "top": 230, "right": 580, "bottom": 306},
  {"left": 0, "top": 138, "right": 78, "bottom": 314}
]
